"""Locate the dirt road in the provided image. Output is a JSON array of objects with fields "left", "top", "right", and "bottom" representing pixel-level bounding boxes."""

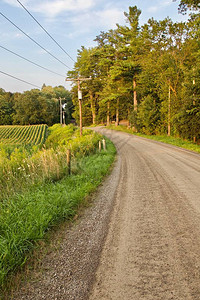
[
  {"left": 12, "top": 128, "right": 200, "bottom": 300},
  {"left": 90, "top": 128, "right": 200, "bottom": 300}
]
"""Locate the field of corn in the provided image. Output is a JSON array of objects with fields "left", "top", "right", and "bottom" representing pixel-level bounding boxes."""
[
  {"left": 0, "top": 124, "right": 47, "bottom": 145},
  {"left": 0, "top": 124, "right": 116, "bottom": 290}
]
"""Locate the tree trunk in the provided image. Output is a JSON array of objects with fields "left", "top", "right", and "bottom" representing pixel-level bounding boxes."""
[
  {"left": 89, "top": 91, "right": 96, "bottom": 125},
  {"left": 133, "top": 78, "right": 137, "bottom": 111},
  {"left": 115, "top": 98, "right": 119, "bottom": 126},
  {"left": 168, "top": 85, "right": 171, "bottom": 137},
  {"left": 107, "top": 101, "right": 110, "bottom": 126},
  {"left": 127, "top": 108, "right": 130, "bottom": 127}
]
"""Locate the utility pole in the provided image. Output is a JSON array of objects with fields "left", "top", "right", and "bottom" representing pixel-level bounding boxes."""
[
  {"left": 59, "top": 97, "right": 62, "bottom": 125},
  {"left": 66, "top": 75, "right": 91, "bottom": 136},
  {"left": 63, "top": 110, "right": 65, "bottom": 125},
  {"left": 59, "top": 97, "right": 65, "bottom": 125}
]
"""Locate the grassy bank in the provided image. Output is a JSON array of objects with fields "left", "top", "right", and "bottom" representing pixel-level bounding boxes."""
[
  {"left": 107, "top": 125, "right": 200, "bottom": 154},
  {"left": 0, "top": 125, "right": 101, "bottom": 202},
  {"left": 0, "top": 133, "right": 116, "bottom": 289}
]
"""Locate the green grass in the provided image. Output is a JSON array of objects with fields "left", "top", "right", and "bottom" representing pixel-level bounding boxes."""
[
  {"left": 0, "top": 126, "right": 102, "bottom": 202},
  {"left": 107, "top": 125, "right": 200, "bottom": 154},
  {"left": 0, "top": 138, "right": 116, "bottom": 288}
]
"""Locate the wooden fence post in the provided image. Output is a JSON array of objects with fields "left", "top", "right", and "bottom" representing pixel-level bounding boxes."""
[
  {"left": 102, "top": 138, "right": 106, "bottom": 150},
  {"left": 99, "top": 140, "right": 102, "bottom": 152},
  {"left": 67, "top": 149, "right": 71, "bottom": 175}
]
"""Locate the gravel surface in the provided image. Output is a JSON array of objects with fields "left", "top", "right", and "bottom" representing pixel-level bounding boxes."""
[
  {"left": 90, "top": 128, "right": 200, "bottom": 300},
  {"left": 10, "top": 128, "right": 200, "bottom": 299}
]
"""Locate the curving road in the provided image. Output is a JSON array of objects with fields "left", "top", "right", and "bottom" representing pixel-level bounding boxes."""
[
  {"left": 90, "top": 128, "right": 200, "bottom": 300},
  {"left": 12, "top": 128, "right": 200, "bottom": 300}
]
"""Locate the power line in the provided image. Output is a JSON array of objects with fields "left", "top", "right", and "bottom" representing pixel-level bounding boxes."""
[
  {"left": 0, "top": 44, "right": 66, "bottom": 78},
  {"left": 16, "top": 0, "right": 76, "bottom": 63},
  {"left": 0, "top": 70, "right": 41, "bottom": 89},
  {"left": 0, "top": 11, "right": 71, "bottom": 69}
]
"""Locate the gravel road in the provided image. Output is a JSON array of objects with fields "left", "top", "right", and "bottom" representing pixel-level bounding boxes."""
[
  {"left": 90, "top": 128, "right": 200, "bottom": 300},
  {"left": 11, "top": 128, "right": 200, "bottom": 300}
]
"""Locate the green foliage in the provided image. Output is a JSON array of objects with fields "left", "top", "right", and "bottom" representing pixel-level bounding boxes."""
[
  {"left": 0, "top": 135, "right": 115, "bottom": 288},
  {"left": 173, "top": 100, "right": 200, "bottom": 140},
  {"left": 0, "top": 96, "right": 14, "bottom": 125},
  {"left": 45, "top": 124, "right": 102, "bottom": 158},
  {"left": 0, "top": 86, "right": 73, "bottom": 126},
  {"left": 45, "top": 124, "right": 76, "bottom": 148},
  {"left": 0, "top": 125, "right": 102, "bottom": 202},
  {"left": 66, "top": 5, "right": 200, "bottom": 142},
  {"left": 175, "top": 0, "right": 200, "bottom": 13},
  {"left": 133, "top": 95, "right": 161, "bottom": 135}
]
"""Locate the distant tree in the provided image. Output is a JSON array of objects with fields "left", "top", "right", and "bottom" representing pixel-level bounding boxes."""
[
  {"left": 0, "top": 91, "right": 14, "bottom": 125},
  {"left": 0, "top": 96, "right": 13, "bottom": 124},
  {"left": 41, "top": 85, "right": 73, "bottom": 124},
  {"left": 13, "top": 89, "right": 41, "bottom": 125}
]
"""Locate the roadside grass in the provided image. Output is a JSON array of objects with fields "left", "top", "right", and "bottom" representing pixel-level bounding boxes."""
[
  {"left": 107, "top": 125, "right": 200, "bottom": 154},
  {"left": 0, "top": 127, "right": 102, "bottom": 202},
  {"left": 0, "top": 138, "right": 116, "bottom": 290}
]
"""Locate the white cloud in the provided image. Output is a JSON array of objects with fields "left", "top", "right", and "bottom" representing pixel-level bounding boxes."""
[
  {"left": 2, "top": 0, "right": 18, "bottom": 5},
  {"left": 14, "top": 32, "right": 25, "bottom": 39},
  {"left": 147, "top": 6, "right": 159, "bottom": 13},
  {"left": 66, "top": 7, "right": 124, "bottom": 36},
  {"left": 3, "top": 0, "right": 95, "bottom": 17},
  {"left": 147, "top": 0, "right": 172, "bottom": 13},
  {"left": 2, "top": 0, "right": 30, "bottom": 7},
  {"left": 31, "top": 0, "right": 94, "bottom": 17},
  {"left": 95, "top": 8, "right": 124, "bottom": 28},
  {"left": 0, "top": 31, "right": 26, "bottom": 42},
  {"left": 3, "top": 0, "right": 123, "bottom": 29}
]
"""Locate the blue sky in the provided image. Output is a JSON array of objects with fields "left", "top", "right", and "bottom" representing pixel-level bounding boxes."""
[{"left": 0, "top": 0, "right": 189, "bottom": 93}]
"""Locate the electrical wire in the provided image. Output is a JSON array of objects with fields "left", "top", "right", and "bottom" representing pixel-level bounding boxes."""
[
  {"left": 0, "top": 11, "right": 71, "bottom": 69},
  {"left": 16, "top": 0, "right": 76, "bottom": 63},
  {"left": 0, "top": 70, "right": 41, "bottom": 89},
  {"left": 0, "top": 44, "right": 66, "bottom": 78}
]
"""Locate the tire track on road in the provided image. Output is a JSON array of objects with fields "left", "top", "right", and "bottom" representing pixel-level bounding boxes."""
[{"left": 90, "top": 128, "right": 200, "bottom": 300}]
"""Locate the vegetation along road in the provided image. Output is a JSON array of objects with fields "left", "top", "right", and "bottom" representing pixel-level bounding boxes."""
[{"left": 13, "top": 128, "right": 200, "bottom": 300}]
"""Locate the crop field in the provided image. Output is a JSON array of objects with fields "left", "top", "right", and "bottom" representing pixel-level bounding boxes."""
[{"left": 0, "top": 124, "right": 47, "bottom": 145}]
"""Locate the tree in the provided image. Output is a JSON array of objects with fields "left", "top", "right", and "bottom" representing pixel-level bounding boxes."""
[
  {"left": 174, "top": 0, "right": 200, "bottom": 13},
  {"left": 65, "top": 4, "right": 199, "bottom": 142},
  {"left": 13, "top": 89, "right": 42, "bottom": 125},
  {"left": 0, "top": 91, "right": 14, "bottom": 125},
  {"left": 0, "top": 96, "right": 13, "bottom": 125}
]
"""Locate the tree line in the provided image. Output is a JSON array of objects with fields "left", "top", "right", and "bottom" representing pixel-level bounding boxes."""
[
  {"left": 68, "top": 0, "right": 200, "bottom": 142},
  {"left": 0, "top": 85, "right": 73, "bottom": 126}
]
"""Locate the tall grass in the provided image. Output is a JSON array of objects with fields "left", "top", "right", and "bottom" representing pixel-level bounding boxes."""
[
  {"left": 0, "top": 124, "right": 116, "bottom": 288},
  {"left": 0, "top": 125, "right": 101, "bottom": 201}
]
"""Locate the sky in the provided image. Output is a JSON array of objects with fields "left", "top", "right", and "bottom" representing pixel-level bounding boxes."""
[{"left": 0, "top": 0, "right": 190, "bottom": 93}]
